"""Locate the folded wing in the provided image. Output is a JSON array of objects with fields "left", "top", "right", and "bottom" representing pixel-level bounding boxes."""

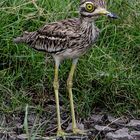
[{"left": 14, "top": 18, "right": 81, "bottom": 53}]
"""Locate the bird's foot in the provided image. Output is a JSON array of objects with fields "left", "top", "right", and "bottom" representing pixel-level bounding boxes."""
[
  {"left": 73, "top": 128, "right": 87, "bottom": 135},
  {"left": 57, "top": 129, "right": 67, "bottom": 137}
]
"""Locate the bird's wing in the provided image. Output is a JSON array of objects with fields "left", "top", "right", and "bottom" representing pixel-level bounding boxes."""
[
  {"left": 30, "top": 18, "right": 81, "bottom": 53},
  {"left": 38, "top": 18, "right": 80, "bottom": 38},
  {"left": 14, "top": 18, "right": 81, "bottom": 53}
]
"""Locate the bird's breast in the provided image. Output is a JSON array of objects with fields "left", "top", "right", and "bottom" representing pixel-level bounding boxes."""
[{"left": 91, "top": 26, "right": 100, "bottom": 44}]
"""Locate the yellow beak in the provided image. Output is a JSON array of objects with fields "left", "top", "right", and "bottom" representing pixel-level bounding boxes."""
[
  {"left": 98, "top": 8, "right": 110, "bottom": 15},
  {"left": 97, "top": 8, "right": 118, "bottom": 19}
]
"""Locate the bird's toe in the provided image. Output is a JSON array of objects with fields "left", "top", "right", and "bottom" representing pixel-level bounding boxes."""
[{"left": 73, "top": 128, "right": 87, "bottom": 135}]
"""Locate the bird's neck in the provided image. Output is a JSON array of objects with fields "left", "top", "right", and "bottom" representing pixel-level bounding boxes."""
[{"left": 79, "top": 16, "right": 95, "bottom": 30}]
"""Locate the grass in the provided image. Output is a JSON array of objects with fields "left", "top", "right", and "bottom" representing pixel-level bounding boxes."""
[{"left": 0, "top": 0, "right": 140, "bottom": 137}]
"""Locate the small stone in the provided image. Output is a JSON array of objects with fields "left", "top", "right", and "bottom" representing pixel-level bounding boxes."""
[
  {"left": 90, "top": 115, "right": 104, "bottom": 123},
  {"left": 106, "top": 128, "right": 133, "bottom": 140},
  {"left": 127, "top": 120, "right": 140, "bottom": 130},
  {"left": 94, "top": 125, "right": 115, "bottom": 132},
  {"left": 131, "top": 131, "right": 140, "bottom": 139}
]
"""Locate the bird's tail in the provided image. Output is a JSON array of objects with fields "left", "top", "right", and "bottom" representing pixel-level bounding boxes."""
[{"left": 13, "top": 31, "right": 36, "bottom": 44}]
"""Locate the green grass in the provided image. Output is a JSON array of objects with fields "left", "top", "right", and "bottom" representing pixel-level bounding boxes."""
[{"left": 0, "top": 0, "right": 140, "bottom": 129}]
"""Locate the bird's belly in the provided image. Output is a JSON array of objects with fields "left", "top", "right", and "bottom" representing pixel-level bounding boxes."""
[{"left": 56, "top": 47, "right": 87, "bottom": 60}]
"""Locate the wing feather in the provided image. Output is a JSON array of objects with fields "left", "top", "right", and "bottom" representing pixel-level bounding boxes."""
[{"left": 14, "top": 18, "right": 81, "bottom": 53}]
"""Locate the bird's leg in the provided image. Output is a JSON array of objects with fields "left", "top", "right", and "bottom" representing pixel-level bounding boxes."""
[
  {"left": 67, "top": 59, "right": 86, "bottom": 135},
  {"left": 53, "top": 61, "right": 66, "bottom": 137}
]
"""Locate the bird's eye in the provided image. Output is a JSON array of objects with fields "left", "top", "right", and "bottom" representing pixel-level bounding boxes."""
[{"left": 85, "top": 3, "right": 95, "bottom": 12}]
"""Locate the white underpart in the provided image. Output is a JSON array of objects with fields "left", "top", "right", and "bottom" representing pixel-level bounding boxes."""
[
  {"left": 92, "top": 23, "right": 98, "bottom": 42},
  {"left": 58, "top": 49, "right": 79, "bottom": 60}
]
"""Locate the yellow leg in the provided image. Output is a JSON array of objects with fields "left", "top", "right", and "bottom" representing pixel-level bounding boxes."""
[
  {"left": 53, "top": 63, "right": 66, "bottom": 137},
  {"left": 67, "top": 59, "right": 86, "bottom": 135}
]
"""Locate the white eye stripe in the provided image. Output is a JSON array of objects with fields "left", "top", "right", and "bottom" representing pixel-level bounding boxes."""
[
  {"left": 81, "top": 0, "right": 106, "bottom": 6},
  {"left": 80, "top": 1, "right": 94, "bottom": 7},
  {"left": 80, "top": 0, "right": 106, "bottom": 9},
  {"left": 84, "top": 1, "right": 94, "bottom": 6}
]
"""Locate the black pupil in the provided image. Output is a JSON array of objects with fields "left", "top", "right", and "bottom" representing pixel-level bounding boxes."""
[{"left": 88, "top": 5, "right": 91, "bottom": 9}]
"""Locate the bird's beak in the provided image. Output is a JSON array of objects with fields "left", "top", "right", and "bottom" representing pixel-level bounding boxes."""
[{"left": 97, "top": 8, "right": 118, "bottom": 19}]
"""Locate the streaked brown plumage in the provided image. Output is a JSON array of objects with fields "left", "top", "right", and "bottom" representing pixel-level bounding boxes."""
[
  {"left": 14, "top": 0, "right": 117, "bottom": 137},
  {"left": 14, "top": 17, "right": 99, "bottom": 60}
]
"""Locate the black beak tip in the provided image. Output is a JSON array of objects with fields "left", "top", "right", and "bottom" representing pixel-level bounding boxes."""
[{"left": 107, "top": 13, "right": 119, "bottom": 19}]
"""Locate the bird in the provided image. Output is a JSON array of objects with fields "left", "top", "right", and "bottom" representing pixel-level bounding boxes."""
[{"left": 14, "top": 0, "right": 118, "bottom": 137}]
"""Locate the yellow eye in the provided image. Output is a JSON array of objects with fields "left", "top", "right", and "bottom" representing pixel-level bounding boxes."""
[{"left": 85, "top": 3, "right": 95, "bottom": 12}]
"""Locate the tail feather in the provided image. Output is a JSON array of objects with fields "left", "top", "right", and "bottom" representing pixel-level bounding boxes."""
[
  {"left": 13, "top": 36, "right": 26, "bottom": 44},
  {"left": 13, "top": 31, "right": 36, "bottom": 44}
]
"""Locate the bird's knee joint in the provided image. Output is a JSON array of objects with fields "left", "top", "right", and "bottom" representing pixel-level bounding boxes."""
[
  {"left": 53, "top": 80, "right": 59, "bottom": 90},
  {"left": 67, "top": 80, "right": 73, "bottom": 89}
]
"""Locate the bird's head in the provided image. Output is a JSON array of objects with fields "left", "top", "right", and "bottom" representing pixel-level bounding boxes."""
[{"left": 80, "top": 0, "right": 118, "bottom": 19}]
